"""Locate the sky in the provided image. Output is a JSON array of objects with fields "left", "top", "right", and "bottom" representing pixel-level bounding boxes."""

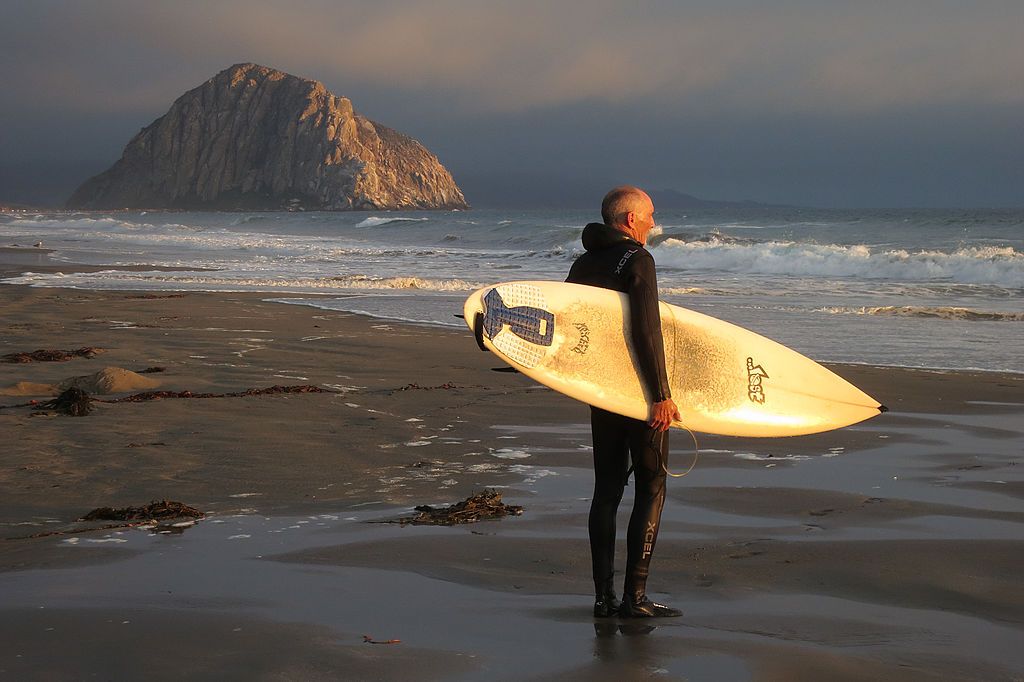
[{"left": 1, "top": 0, "right": 1022, "bottom": 208}]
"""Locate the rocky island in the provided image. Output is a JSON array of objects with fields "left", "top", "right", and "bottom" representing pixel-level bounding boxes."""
[{"left": 66, "top": 64, "right": 468, "bottom": 211}]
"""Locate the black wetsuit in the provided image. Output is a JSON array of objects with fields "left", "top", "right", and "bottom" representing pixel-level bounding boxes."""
[{"left": 566, "top": 222, "right": 672, "bottom": 601}]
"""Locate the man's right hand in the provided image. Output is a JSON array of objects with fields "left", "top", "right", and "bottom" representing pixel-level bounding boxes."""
[{"left": 649, "top": 398, "right": 681, "bottom": 432}]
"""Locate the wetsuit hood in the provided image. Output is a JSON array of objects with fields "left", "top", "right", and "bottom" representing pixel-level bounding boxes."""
[{"left": 581, "top": 222, "right": 639, "bottom": 252}]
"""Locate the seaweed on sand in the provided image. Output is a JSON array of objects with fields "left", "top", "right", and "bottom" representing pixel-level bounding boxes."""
[
  {"left": 5, "top": 500, "right": 205, "bottom": 541},
  {"left": 392, "top": 489, "right": 523, "bottom": 526},
  {"left": 102, "top": 384, "right": 331, "bottom": 402},
  {"left": 80, "top": 499, "right": 204, "bottom": 523},
  {"left": 40, "top": 387, "right": 93, "bottom": 416},
  {"left": 2, "top": 347, "right": 104, "bottom": 363},
  {"left": 1, "top": 384, "right": 334, "bottom": 413}
]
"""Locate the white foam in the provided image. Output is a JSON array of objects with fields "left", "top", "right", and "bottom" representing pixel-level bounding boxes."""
[
  {"left": 733, "top": 452, "right": 811, "bottom": 462},
  {"left": 818, "top": 305, "right": 1024, "bottom": 321},
  {"left": 8, "top": 216, "right": 152, "bottom": 231},
  {"left": 328, "top": 275, "right": 477, "bottom": 291},
  {"left": 491, "top": 449, "right": 531, "bottom": 459},
  {"left": 2, "top": 271, "right": 479, "bottom": 293},
  {"left": 654, "top": 239, "right": 1024, "bottom": 288},
  {"left": 355, "top": 216, "right": 430, "bottom": 228},
  {"left": 660, "top": 286, "right": 712, "bottom": 296}
]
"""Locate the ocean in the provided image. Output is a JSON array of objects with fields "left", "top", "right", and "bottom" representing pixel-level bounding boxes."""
[{"left": 2, "top": 207, "right": 1021, "bottom": 374}]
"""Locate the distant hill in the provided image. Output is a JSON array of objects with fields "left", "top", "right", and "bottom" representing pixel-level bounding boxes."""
[
  {"left": 648, "top": 188, "right": 774, "bottom": 209},
  {"left": 67, "top": 63, "right": 468, "bottom": 211},
  {"left": 454, "top": 172, "right": 776, "bottom": 210}
]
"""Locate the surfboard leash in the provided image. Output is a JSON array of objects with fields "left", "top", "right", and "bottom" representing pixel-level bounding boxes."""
[
  {"left": 650, "top": 426, "right": 700, "bottom": 478},
  {"left": 625, "top": 427, "right": 699, "bottom": 482},
  {"left": 665, "top": 425, "right": 700, "bottom": 478},
  {"left": 618, "top": 419, "right": 700, "bottom": 483}
]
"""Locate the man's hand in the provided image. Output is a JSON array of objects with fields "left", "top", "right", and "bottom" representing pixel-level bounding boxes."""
[{"left": 649, "top": 398, "right": 681, "bottom": 432}]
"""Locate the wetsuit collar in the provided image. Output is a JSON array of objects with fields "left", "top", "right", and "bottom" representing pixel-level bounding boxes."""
[{"left": 581, "top": 222, "right": 641, "bottom": 252}]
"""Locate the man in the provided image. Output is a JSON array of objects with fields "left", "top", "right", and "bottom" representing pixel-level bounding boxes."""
[{"left": 566, "top": 186, "right": 682, "bottom": 618}]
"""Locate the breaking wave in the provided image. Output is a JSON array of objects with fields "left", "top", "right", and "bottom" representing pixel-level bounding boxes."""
[
  {"left": 819, "top": 305, "right": 1024, "bottom": 321},
  {"left": 653, "top": 238, "right": 1024, "bottom": 288},
  {"left": 327, "top": 274, "right": 476, "bottom": 290},
  {"left": 659, "top": 286, "right": 714, "bottom": 296},
  {"left": 4, "top": 271, "right": 478, "bottom": 293},
  {"left": 355, "top": 216, "right": 430, "bottom": 228},
  {"left": 7, "top": 216, "right": 171, "bottom": 231},
  {"left": 229, "top": 214, "right": 275, "bottom": 226}
]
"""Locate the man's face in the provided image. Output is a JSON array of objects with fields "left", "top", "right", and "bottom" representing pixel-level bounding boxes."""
[{"left": 633, "top": 196, "right": 656, "bottom": 244}]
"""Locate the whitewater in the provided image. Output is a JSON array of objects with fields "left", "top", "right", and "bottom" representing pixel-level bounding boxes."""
[{"left": 2, "top": 206, "right": 1021, "bottom": 373}]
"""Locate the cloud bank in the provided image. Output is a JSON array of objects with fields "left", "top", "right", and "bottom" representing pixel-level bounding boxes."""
[{"left": 2, "top": 1, "right": 1021, "bottom": 207}]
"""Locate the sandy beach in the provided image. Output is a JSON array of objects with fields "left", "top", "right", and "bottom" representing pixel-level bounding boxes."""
[{"left": 1, "top": 250, "right": 1022, "bottom": 681}]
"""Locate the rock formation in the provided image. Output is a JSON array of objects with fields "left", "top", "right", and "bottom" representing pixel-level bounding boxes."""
[{"left": 67, "top": 64, "right": 468, "bottom": 211}]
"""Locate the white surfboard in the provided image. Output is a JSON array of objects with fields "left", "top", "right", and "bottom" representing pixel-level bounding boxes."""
[{"left": 463, "top": 281, "right": 884, "bottom": 437}]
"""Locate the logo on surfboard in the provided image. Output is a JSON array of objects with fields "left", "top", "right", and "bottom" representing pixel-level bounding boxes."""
[
  {"left": 571, "top": 322, "right": 590, "bottom": 354},
  {"left": 746, "top": 357, "right": 769, "bottom": 403}
]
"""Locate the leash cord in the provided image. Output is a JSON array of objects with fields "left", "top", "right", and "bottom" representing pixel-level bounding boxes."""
[
  {"left": 623, "top": 422, "right": 700, "bottom": 485},
  {"left": 662, "top": 424, "right": 700, "bottom": 478}
]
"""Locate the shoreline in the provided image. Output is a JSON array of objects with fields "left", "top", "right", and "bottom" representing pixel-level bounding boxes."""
[
  {"left": 1, "top": 253, "right": 1022, "bottom": 680},
  {"left": 2, "top": 286, "right": 1020, "bottom": 381},
  {"left": 2, "top": 234, "right": 1021, "bottom": 375}
]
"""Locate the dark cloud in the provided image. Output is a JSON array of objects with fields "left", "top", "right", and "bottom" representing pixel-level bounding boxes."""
[{"left": 2, "top": 0, "right": 1021, "bottom": 207}]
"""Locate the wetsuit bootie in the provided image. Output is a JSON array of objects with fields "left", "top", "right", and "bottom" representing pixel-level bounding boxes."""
[
  {"left": 594, "top": 591, "right": 621, "bottom": 618},
  {"left": 619, "top": 595, "right": 682, "bottom": 618}
]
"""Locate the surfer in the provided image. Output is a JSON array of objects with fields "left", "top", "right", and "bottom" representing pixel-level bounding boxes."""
[{"left": 566, "top": 186, "right": 683, "bottom": 618}]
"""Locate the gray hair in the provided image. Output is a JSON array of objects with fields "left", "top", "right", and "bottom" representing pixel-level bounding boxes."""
[{"left": 601, "top": 186, "right": 649, "bottom": 227}]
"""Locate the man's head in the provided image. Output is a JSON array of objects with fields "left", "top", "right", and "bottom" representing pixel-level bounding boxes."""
[{"left": 601, "top": 186, "right": 656, "bottom": 245}]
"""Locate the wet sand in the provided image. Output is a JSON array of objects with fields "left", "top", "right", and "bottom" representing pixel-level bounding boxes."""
[{"left": 1, "top": 251, "right": 1022, "bottom": 680}]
